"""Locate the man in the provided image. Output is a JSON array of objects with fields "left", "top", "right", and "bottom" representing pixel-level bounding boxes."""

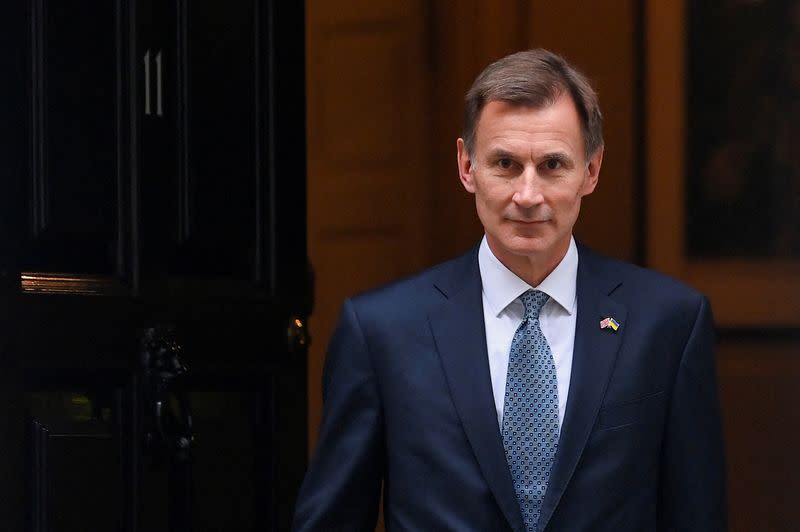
[{"left": 294, "top": 49, "right": 726, "bottom": 531}]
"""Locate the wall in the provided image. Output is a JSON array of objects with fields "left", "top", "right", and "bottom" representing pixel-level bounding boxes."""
[
  {"left": 645, "top": 2, "right": 800, "bottom": 529},
  {"left": 305, "top": 0, "right": 430, "bottom": 453}
]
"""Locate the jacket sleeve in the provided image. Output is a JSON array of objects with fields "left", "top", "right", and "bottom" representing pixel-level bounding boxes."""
[
  {"left": 658, "top": 296, "right": 727, "bottom": 531},
  {"left": 293, "top": 298, "right": 384, "bottom": 531}
]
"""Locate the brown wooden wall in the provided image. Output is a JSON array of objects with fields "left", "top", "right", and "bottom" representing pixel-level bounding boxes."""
[{"left": 306, "top": 1, "right": 800, "bottom": 530}]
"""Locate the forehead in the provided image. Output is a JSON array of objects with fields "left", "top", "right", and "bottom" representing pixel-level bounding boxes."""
[{"left": 474, "top": 96, "right": 584, "bottom": 154}]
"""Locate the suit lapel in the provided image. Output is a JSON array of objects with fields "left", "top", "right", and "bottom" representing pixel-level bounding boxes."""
[
  {"left": 428, "top": 249, "right": 524, "bottom": 532},
  {"left": 537, "top": 248, "right": 627, "bottom": 531}
]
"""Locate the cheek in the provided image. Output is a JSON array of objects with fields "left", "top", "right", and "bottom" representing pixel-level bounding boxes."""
[
  {"left": 560, "top": 194, "right": 584, "bottom": 219},
  {"left": 545, "top": 190, "right": 583, "bottom": 222},
  {"left": 474, "top": 195, "right": 499, "bottom": 227},
  {"left": 474, "top": 182, "right": 509, "bottom": 212},
  {"left": 554, "top": 183, "right": 585, "bottom": 206}
]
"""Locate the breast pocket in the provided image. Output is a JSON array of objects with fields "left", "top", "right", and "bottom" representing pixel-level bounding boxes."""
[{"left": 594, "top": 390, "right": 666, "bottom": 432}]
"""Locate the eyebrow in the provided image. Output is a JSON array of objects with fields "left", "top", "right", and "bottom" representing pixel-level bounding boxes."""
[
  {"left": 540, "top": 152, "right": 575, "bottom": 167},
  {"left": 486, "top": 148, "right": 517, "bottom": 161}
]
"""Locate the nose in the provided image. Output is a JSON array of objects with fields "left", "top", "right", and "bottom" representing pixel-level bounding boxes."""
[{"left": 512, "top": 168, "right": 545, "bottom": 208}]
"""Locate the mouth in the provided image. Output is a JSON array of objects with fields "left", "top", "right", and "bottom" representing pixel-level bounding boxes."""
[{"left": 509, "top": 218, "right": 549, "bottom": 225}]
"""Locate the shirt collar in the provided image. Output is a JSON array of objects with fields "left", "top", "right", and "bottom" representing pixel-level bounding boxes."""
[{"left": 478, "top": 235, "right": 578, "bottom": 317}]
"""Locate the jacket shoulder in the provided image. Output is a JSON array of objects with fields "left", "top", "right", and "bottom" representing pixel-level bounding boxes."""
[{"left": 347, "top": 247, "right": 477, "bottom": 320}]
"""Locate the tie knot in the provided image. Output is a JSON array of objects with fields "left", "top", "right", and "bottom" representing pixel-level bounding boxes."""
[{"left": 520, "top": 289, "right": 549, "bottom": 320}]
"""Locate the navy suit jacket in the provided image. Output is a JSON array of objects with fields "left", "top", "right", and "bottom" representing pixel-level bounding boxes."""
[{"left": 294, "top": 244, "right": 726, "bottom": 531}]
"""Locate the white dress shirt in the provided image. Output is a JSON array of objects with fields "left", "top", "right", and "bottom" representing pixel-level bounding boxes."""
[{"left": 478, "top": 235, "right": 578, "bottom": 429}]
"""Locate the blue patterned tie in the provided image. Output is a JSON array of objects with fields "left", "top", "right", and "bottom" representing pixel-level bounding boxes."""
[{"left": 502, "top": 289, "right": 560, "bottom": 532}]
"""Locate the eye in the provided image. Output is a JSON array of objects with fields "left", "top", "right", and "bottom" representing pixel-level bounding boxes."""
[
  {"left": 498, "top": 158, "right": 513, "bottom": 169},
  {"left": 544, "top": 158, "right": 562, "bottom": 170}
]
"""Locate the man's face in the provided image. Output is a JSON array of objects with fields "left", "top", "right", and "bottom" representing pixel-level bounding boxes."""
[{"left": 457, "top": 95, "right": 602, "bottom": 269}]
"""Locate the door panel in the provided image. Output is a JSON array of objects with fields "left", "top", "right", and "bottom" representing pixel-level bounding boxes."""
[
  {"left": 27, "top": 0, "right": 121, "bottom": 274},
  {"left": 138, "top": 0, "right": 179, "bottom": 290},
  {"left": 173, "top": 0, "right": 260, "bottom": 280},
  {"left": 28, "top": 391, "right": 123, "bottom": 532},
  {"left": 186, "top": 391, "right": 260, "bottom": 530}
]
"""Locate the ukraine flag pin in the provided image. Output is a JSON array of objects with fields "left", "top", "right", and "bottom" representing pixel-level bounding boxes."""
[{"left": 600, "top": 317, "right": 620, "bottom": 331}]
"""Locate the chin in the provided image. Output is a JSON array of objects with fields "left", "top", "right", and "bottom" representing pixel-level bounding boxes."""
[
  {"left": 499, "top": 234, "right": 554, "bottom": 258},
  {"left": 509, "top": 243, "right": 552, "bottom": 258}
]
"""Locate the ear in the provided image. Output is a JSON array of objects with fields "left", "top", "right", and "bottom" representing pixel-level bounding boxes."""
[
  {"left": 456, "top": 138, "right": 476, "bottom": 193},
  {"left": 581, "top": 145, "right": 603, "bottom": 197}
]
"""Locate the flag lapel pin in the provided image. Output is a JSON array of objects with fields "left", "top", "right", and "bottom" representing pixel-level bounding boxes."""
[{"left": 600, "top": 317, "right": 620, "bottom": 331}]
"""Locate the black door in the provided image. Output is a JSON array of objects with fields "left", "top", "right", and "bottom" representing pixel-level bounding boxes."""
[{"left": 0, "top": 1, "right": 308, "bottom": 530}]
